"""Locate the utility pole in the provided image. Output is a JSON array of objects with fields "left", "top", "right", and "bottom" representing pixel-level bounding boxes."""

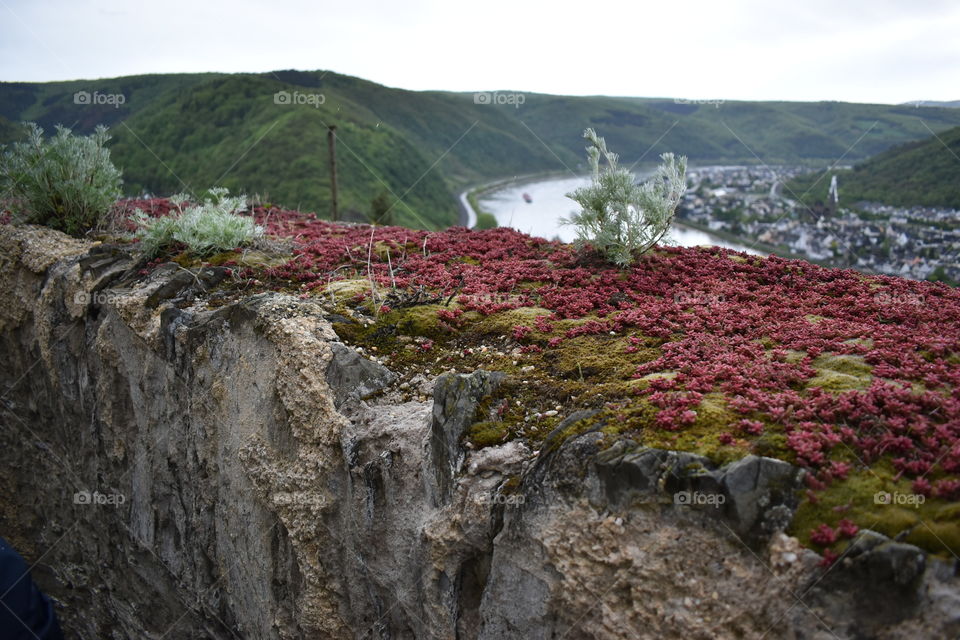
[{"left": 327, "top": 125, "right": 339, "bottom": 222}]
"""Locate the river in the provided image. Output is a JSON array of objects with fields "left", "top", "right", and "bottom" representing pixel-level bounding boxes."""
[{"left": 472, "top": 173, "right": 763, "bottom": 255}]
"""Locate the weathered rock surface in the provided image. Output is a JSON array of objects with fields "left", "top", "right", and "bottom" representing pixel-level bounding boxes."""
[
  {"left": 429, "top": 369, "right": 505, "bottom": 505},
  {"left": 1, "top": 224, "right": 958, "bottom": 639}
]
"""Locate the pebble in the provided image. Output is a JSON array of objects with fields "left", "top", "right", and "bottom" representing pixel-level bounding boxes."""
[{"left": 543, "top": 410, "right": 558, "bottom": 417}]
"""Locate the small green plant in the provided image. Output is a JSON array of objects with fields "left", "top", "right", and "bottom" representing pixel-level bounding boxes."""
[
  {"left": 475, "top": 211, "right": 499, "bottom": 230},
  {"left": 131, "top": 187, "right": 263, "bottom": 257},
  {"left": 0, "top": 123, "right": 122, "bottom": 236},
  {"left": 563, "top": 128, "right": 687, "bottom": 265},
  {"left": 369, "top": 190, "right": 395, "bottom": 226}
]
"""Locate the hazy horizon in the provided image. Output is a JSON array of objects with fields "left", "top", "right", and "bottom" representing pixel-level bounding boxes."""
[
  {"left": 2, "top": 0, "right": 958, "bottom": 104},
  {"left": 3, "top": 67, "right": 957, "bottom": 107}
]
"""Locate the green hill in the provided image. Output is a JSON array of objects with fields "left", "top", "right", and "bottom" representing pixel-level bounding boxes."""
[
  {"left": 787, "top": 125, "right": 960, "bottom": 209},
  {"left": 5, "top": 70, "right": 960, "bottom": 227}
]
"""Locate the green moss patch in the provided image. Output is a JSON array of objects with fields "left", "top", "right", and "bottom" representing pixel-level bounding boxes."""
[
  {"left": 790, "top": 463, "right": 960, "bottom": 560},
  {"left": 807, "top": 354, "right": 872, "bottom": 393},
  {"left": 468, "top": 421, "right": 512, "bottom": 448},
  {"left": 323, "top": 278, "right": 376, "bottom": 302},
  {"left": 207, "top": 249, "right": 292, "bottom": 268},
  {"left": 541, "top": 335, "right": 659, "bottom": 382},
  {"left": 637, "top": 393, "right": 749, "bottom": 465}
]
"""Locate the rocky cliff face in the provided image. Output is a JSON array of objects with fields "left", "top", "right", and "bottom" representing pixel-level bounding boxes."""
[{"left": 1, "top": 224, "right": 958, "bottom": 639}]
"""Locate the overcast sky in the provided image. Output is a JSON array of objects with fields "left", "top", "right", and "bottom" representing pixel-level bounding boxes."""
[{"left": 1, "top": 0, "right": 958, "bottom": 104}]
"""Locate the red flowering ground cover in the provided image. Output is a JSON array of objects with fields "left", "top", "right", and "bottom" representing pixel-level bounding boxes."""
[{"left": 121, "top": 200, "right": 960, "bottom": 559}]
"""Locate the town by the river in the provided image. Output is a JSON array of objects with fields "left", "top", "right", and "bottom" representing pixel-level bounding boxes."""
[{"left": 473, "top": 166, "right": 960, "bottom": 284}]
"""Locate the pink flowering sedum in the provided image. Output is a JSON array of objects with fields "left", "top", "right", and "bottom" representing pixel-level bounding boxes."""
[{"left": 121, "top": 200, "right": 960, "bottom": 555}]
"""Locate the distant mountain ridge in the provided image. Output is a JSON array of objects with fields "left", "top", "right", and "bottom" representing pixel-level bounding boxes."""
[
  {"left": 905, "top": 100, "right": 960, "bottom": 109},
  {"left": 4, "top": 70, "right": 960, "bottom": 228}
]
